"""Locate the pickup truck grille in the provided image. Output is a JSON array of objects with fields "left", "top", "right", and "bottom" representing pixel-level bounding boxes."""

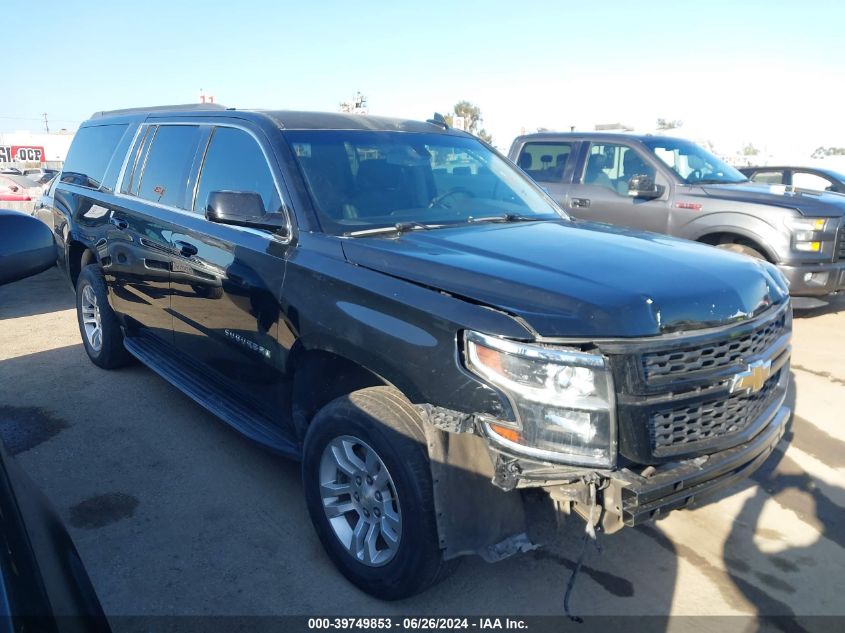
[
  {"left": 650, "top": 369, "right": 782, "bottom": 456},
  {"left": 641, "top": 310, "right": 787, "bottom": 382},
  {"left": 837, "top": 226, "right": 845, "bottom": 261}
]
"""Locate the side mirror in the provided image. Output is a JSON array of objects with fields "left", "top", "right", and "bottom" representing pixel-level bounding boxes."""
[
  {"left": 205, "top": 191, "right": 287, "bottom": 233},
  {"left": 0, "top": 210, "right": 56, "bottom": 285},
  {"left": 628, "top": 174, "right": 663, "bottom": 200}
]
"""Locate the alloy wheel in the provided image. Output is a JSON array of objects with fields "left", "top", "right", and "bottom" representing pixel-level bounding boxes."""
[
  {"left": 80, "top": 284, "right": 103, "bottom": 352},
  {"left": 318, "top": 435, "right": 402, "bottom": 567}
]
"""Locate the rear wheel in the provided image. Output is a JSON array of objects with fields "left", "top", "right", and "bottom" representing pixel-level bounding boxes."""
[
  {"left": 75, "top": 265, "right": 132, "bottom": 369},
  {"left": 302, "top": 386, "right": 456, "bottom": 599}
]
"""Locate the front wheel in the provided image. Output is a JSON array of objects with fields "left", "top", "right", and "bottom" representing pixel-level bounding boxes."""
[{"left": 302, "top": 387, "right": 457, "bottom": 600}]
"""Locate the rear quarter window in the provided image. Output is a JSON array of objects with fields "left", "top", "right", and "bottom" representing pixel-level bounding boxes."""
[
  {"left": 136, "top": 125, "right": 203, "bottom": 209},
  {"left": 516, "top": 142, "right": 573, "bottom": 183},
  {"left": 61, "top": 124, "right": 128, "bottom": 189}
]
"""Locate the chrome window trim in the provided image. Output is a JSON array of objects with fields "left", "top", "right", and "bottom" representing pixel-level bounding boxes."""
[
  {"left": 112, "top": 119, "right": 293, "bottom": 244},
  {"left": 115, "top": 124, "right": 146, "bottom": 194}
]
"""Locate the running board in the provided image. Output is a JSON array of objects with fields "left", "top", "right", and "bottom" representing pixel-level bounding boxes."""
[{"left": 123, "top": 334, "right": 300, "bottom": 459}]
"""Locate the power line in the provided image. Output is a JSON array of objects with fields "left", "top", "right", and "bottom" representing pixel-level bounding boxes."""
[{"left": 0, "top": 115, "right": 82, "bottom": 123}]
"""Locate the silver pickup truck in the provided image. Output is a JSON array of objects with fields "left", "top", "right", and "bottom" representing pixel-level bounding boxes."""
[{"left": 508, "top": 133, "right": 845, "bottom": 308}]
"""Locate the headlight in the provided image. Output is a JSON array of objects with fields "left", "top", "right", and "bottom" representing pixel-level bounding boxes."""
[
  {"left": 464, "top": 331, "right": 616, "bottom": 467},
  {"left": 785, "top": 218, "right": 827, "bottom": 253},
  {"left": 786, "top": 217, "right": 827, "bottom": 232}
]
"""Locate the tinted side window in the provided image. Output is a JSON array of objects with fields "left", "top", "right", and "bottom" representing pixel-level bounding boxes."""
[
  {"left": 517, "top": 142, "right": 573, "bottom": 183},
  {"left": 61, "top": 124, "right": 128, "bottom": 189},
  {"left": 193, "top": 127, "right": 281, "bottom": 215},
  {"left": 580, "top": 143, "right": 655, "bottom": 196},
  {"left": 137, "top": 125, "right": 202, "bottom": 208},
  {"left": 749, "top": 170, "right": 784, "bottom": 185}
]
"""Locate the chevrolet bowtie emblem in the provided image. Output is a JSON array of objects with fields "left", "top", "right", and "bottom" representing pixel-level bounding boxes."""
[{"left": 729, "top": 359, "right": 773, "bottom": 394}]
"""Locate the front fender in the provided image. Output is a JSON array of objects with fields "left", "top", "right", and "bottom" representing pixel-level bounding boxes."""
[{"left": 683, "top": 211, "right": 787, "bottom": 262}]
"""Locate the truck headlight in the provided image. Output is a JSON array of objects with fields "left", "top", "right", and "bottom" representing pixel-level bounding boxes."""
[
  {"left": 786, "top": 217, "right": 826, "bottom": 252},
  {"left": 464, "top": 331, "right": 616, "bottom": 467},
  {"left": 787, "top": 218, "right": 827, "bottom": 232}
]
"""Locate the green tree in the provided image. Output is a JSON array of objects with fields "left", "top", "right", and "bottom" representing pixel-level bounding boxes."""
[
  {"left": 656, "top": 118, "right": 683, "bottom": 130},
  {"left": 742, "top": 143, "right": 760, "bottom": 156},
  {"left": 811, "top": 146, "right": 845, "bottom": 159},
  {"left": 445, "top": 101, "right": 493, "bottom": 144}
]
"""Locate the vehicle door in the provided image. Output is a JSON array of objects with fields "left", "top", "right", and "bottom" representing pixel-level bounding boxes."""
[
  {"left": 512, "top": 140, "right": 578, "bottom": 207},
  {"left": 104, "top": 123, "right": 209, "bottom": 344},
  {"left": 563, "top": 141, "right": 672, "bottom": 233},
  {"left": 168, "top": 123, "right": 293, "bottom": 419}
]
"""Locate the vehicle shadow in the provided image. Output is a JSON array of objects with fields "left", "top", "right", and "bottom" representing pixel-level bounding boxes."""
[
  {"left": 792, "top": 292, "right": 845, "bottom": 319},
  {"left": 0, "top": 266, "right": 74, "bottom": 319},
  {"left": 719, "top": 372, "right": 845, "bottom": 631}
]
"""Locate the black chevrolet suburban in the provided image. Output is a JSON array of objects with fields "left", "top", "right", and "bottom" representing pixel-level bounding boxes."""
[{"left": 49, "top": 104, "right": 792, "bottom": 599}]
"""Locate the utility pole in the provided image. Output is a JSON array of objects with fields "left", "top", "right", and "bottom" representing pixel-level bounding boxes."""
[
  {"left": 43, "top": 113, "right": 50, "bottom": 133},
  {"left": 339, "top": 91, "right": 368, "bottom": 114}
]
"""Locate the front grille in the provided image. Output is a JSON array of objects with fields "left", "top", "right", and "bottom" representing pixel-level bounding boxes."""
[
  {"left": 609, "top": 302, "right": 791, "bottom": 463},
  {"left": 838, "top": 226, "right": 845, "bottom": 261},
  {"left": 642, "top": 311, "right": 787, "bottom": 382},
  {"left": 649, "top": 370, "right": 782, "bottom": 456}
]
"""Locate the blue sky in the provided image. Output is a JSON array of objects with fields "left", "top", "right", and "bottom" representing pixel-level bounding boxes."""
[{"left": 4, "top": 0, "right": 844, "bottom": 155}]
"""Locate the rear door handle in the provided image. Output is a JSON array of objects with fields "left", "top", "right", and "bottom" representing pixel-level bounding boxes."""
[
  {"left": 109, "top": 216, "right": 128, "bottom": 230},
  {"left": 175, "top": 240, "right": 198, "bottom": 257},
  {"left": 571, "top": 198, "right": 591, "bottom": 208}
]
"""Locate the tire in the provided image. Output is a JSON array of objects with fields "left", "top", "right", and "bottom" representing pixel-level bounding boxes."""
[
  {"left": 302, "top": 386, "right": 457, "bottom": 600},
  {"left": 75, "top": 264, "right": 132, "bottom": 369},
  {"left": 716, "top": 242, "right": 766, "bottom": 260}
]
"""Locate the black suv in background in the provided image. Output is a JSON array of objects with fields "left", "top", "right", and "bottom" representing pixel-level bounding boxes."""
[{"left": 49, "top": 105, "right": 792, "bottom": 599}]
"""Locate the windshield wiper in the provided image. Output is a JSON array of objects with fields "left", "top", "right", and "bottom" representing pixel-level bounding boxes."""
[
  {"left": 466, "top": 213, "right": 550, "bottom": 225},
  {"left": 345, "top": 222, "right": 444, "bottom": 237}
]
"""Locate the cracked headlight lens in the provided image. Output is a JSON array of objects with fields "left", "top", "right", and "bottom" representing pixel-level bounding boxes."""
[{"left": 464, "top": 331, "right": 616, "bottom": 467}]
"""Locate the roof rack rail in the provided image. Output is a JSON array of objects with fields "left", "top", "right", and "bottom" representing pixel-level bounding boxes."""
[{"left": 89, "top": 103, "right": 228, "bottom": 119}]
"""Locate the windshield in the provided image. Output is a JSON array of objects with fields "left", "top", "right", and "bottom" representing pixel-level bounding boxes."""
[
  {"left": 642, "top": 138, "right": 748, "bottom": 185},
  {"left": 284, "top": 130, "right": 565, "bottom": 235}
]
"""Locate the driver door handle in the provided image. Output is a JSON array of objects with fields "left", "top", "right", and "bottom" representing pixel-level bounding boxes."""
[
  {"left": 571, "top": 198, "right": 591, "bottom": 208},
  {"left": 175, "top": 240, "right": 198, "bottom": 257}
]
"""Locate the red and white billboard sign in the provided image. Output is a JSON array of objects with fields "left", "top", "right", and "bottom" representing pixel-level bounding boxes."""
[{"left": 0, "top": 145, "right": 46, "bottom": 163}]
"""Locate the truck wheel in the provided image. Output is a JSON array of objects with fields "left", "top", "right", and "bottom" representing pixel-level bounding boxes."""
[
  {"left": 717, "top": 243, "right": 766, "bottom": 260},
  {"left": 302, "top": 386, "right": 456, "bottom": 600},
  {"left": 75, "top": 265, "right": 132, "bottom": 369}
]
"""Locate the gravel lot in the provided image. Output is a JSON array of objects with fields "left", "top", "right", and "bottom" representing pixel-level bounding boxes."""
[{"left": 1, "top": 267, "right": 843, "bottom": 623}]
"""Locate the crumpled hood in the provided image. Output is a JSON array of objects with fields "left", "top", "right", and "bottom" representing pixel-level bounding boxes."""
[
  {"left": 699, "top": 182, "right": 845, "bottom": 217},
  {"left": 342, "top": 221, "right": 789, "bottom": 338}
]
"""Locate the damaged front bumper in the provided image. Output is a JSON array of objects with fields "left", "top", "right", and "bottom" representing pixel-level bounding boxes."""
[{"left": 543, "top": 404, "right": 790, "bottom": 533}]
